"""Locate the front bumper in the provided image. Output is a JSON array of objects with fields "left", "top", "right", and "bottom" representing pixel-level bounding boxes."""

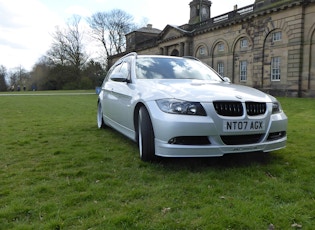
[
  {"left": 154, "top": 136, "right": 287, "bottom": 157},
  {"left": 146, "top": 101, "right": 288, "bottom": 157}
]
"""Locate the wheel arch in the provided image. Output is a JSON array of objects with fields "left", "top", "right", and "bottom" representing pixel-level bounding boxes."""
[
  {"left": 134, "top": 102, "right": 146, "bottom": 140},
  {"left": 97, "top": 97, "right": 102, "bottom": 106}
]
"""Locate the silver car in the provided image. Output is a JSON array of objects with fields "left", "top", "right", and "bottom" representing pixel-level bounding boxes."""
[{"left": 97, "top": 53, "right": 287, "bottom": 161}]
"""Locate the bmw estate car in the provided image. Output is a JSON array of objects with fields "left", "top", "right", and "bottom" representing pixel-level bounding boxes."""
[{"left": 97, "top": 52, "right": 287, "bottom": 161}]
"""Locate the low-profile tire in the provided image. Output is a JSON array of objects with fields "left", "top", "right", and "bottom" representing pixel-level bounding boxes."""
[
  {"left": 97, "top": 102, "right": 106, "bottom": 129},
  {"left": 138, "top": 106, "right": 156, "bottom": 162}
]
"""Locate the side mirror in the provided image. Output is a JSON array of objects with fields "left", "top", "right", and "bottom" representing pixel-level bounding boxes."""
[
  {"left": 110, "top": 72, "right": 128, "bottom": 82},
  {"left": 223, "top": 77, "right": 231, "bottom": 83}
]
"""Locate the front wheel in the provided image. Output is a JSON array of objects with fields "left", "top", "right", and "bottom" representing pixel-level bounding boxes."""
[
  {"left": 138, "top": 107, "right": 156, "bottom": 162},
  {"left": 97, "top": 102, "right": 106, "bottom": 129}
]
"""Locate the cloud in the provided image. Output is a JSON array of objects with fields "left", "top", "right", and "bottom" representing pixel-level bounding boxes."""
[
  {"left": 0, "top": 0, "right": 255, "bottom": 70},
  {"left": 0, "top": 0, "right": 63, "bottom": 70},
  {"left": 0, "top": 37, "right": 27, "bottom": 50},
  {"left": 65, "top": 5, "right": 93, "bottom": 18},
  {"left": 0, "top": 1, "right": 30, "bottom": 29}
]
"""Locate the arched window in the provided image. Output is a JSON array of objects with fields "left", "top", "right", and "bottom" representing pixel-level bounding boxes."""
[
  {"left": 195, "top": 44, "right": 208, "bottom": 58},
  {"left": 171, "top": 49, "right": 179, "bottom": 56}
]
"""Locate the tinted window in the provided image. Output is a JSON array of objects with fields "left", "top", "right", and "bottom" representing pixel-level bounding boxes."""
[
  {"left": 120, "top": 62, "right": 130, "bottom": 78},
  {"left": 102, "top": 63, "right": 121, "bottom": 86},
  {"left": 136, "top": 57, "right": 222, "bottom": 81}
]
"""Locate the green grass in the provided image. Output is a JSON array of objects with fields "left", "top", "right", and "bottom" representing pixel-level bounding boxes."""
[{"left": 0, "top": 92, "right": 314, "bottom": 229}]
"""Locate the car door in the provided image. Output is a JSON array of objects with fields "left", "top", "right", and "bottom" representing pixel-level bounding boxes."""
[
  {"left": 101, "top": 62, "right": 121, "bottom": 123},
  {"left": 103, "top": 58, "right": 136, "bottom": 137}
]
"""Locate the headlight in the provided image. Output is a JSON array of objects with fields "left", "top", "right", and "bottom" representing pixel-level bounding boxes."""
[
  {"left": 156, "top": 99, "right": 207, "bottom": 116},
  {"left": 272, "top": 101, "right": 282, "bottom": 114}
]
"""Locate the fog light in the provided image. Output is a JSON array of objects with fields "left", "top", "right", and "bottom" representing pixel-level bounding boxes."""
[
  {"left": 168, "top": 138, "right": 176, "bottom": 144},
  {"left": 267, "top": 131, "right": 286, "bottom": 141}
]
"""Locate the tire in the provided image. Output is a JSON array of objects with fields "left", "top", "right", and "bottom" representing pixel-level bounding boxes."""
[
  {"left": 138, "top": 106, "right": 156, "bottom": 162},
  {"left": 97, "top": 102, "right": 106, "bottom": 129}
]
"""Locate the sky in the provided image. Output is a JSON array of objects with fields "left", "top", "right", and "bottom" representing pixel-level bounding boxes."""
[{"left": 0, "top": 0, "right": 254, "bottom": 71}]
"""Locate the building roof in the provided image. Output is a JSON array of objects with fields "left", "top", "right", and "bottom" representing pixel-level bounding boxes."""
[{"left": 134, "top": 24, "right": 161, "bottom": 34}]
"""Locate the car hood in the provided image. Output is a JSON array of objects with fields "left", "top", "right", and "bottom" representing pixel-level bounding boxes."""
[{"left": 138, "top": 79, "right": 272, "bottom": 102}]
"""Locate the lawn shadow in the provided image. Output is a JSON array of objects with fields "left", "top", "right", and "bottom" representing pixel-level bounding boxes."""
[
  {"left": 95, "top": 125, "right": 281, "bottom": 171},
  {"left": 156, "top": 152, "right": 276, "bottom": 171}
]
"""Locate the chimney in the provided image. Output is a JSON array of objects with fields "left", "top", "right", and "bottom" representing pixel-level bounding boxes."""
[{"left": 189, "top": 0, "right": 212, "bottom": 24}]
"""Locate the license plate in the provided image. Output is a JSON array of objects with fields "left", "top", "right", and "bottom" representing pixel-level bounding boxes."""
[{"left": 223, "top": 120, "right": 265, "bottom": 132}]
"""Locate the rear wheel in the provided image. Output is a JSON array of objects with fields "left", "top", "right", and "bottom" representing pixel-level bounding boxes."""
[
  {"left": 138, "top": 106, "right": 156, "bottom": 162},
  {"left": 97, "top": 102, "right": 106, "bottom": 129}
]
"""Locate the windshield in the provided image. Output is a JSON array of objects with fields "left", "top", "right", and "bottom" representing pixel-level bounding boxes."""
[{"left": 135, "top": 57, "right": 223, "bottom": 81}]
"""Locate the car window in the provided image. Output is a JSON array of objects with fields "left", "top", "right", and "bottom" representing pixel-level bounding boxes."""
[
  {"left": 120, "top": 62, "right": 130, "bottom": 79},
  {"left": 135, "top": 57, "right": 223, "bottom": 81},
  {"left": 102, "top": 63, "right": 121, "bottom": 86}
]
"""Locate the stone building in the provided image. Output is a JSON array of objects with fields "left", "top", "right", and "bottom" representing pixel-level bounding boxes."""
[{"left": 108, "top": 0, "right": 315, "bottom": 97}]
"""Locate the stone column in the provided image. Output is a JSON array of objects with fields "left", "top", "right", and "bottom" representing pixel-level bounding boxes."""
[
  {"left": 159, "top": 47, "right": 164, "bottom": 55},
  {"left": 164, "top": 46, "right": 169, "bottom": 55},
  {"left": 184, "top": 42, "right": 190, "bottom": 56},
  {"left": 180, "top": 42, "right": 185, "bottom": 56}
]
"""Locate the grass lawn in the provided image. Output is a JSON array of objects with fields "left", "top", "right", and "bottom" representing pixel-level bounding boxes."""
[{"left": 0, "top": 91, "right": 314, "bottom": 229}]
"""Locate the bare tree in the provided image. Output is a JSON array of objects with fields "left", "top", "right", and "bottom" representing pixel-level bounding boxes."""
[
  {"left": 29, "top": 56, "right": 53, "bottom": 90},
  {"left": 88, "top": 9, "right": 135, "bottom": 61},
  {"left": 47, "top": 15, "right": 88, "bottom": 70},
  {"left": 9, "top": 66, "right": 29, "bottom": 91},
  {"left": 0, "top": 65, "right": 8, "bottom": 91},
  {"left": 48, "top": 28, "right": 67, "bottom": 65}
]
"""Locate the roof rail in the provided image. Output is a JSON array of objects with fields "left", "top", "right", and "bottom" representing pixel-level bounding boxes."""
[
  {"left": 123, "top": 52, "right": 137, "bottom": 58},
  {"left": 116, "top": 52, "right": 138, "bottom": 63},
  {"left": 183, "top": 56, "right": 201, "bottom": 61}
]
